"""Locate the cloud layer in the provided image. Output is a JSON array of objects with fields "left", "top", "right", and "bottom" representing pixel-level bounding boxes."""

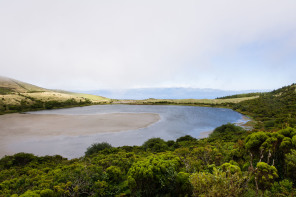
[{"left": 1, "top": 0, "right": 295, "bottom": 90}]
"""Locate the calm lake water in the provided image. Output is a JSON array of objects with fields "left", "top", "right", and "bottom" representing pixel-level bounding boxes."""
[{"left": 15, "top": 105, "right": 245, "bottom": 158}]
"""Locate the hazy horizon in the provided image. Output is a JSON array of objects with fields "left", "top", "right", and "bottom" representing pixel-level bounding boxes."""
[
  {"left": 1, "top": 1, "right": 295, "bottom": 91},
  {"left": 77, "top": 87, "right": 269, "bottom": 100}
]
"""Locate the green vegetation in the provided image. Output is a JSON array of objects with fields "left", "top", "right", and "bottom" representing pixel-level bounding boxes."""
[
  {"left": 216, "top": 92, "right": 264, "bottom": 99},
  {"left": 0, "top": 96, "right": 93, "bottom": 114},
  {"left": 85, "top": 142, "right": 113, "bottom": 156},
  {"left": 0, "top": 87, "right": 14, "bottom": 95},
  {"left": 233, "top": 84, "right": 296, "bottom": 129},
  {"left": 1, "top": 126, "right": 296, "bottom": 196},
  {"left": 142, "top": 138, "right": 169, "bottom": 152},
  {"left": 209, "top": 123, "right": 247, "bottom": 142}
]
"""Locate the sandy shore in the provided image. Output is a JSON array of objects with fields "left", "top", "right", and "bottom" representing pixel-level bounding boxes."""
[{"left": 0, "top": 113, "right": 160, "bottom": 157}]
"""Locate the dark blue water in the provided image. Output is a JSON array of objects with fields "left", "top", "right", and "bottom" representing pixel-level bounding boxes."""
[{"left": 13, "top": 105, "right": 245, "bottom": 158}]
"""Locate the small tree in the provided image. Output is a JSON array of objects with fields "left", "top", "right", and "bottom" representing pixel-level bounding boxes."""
[
  {"left": 142, "top": 138, "right": 168, "bottom": 152},
  {"left": 209, "top": 123, "right": 245, "bottom": 141},
  {"left": 285, "top": 149, "right": 296, "bottom": 183},
  {"left": 85, "top": 142, "right": 112, "bottom": 156},
  {"left": 190, "top": 168, "right": 247, "bottom": 197},
  {"left": 127, "top": 153, "right": 181, "bottom": 196},
  {"left": 176, "top": 135, "right": 196, "bottom": 143},
  {"left": 254, "top": 162, "right": 278, "bottom": 191}
]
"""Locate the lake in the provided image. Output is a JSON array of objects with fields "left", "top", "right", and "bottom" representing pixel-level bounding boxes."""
[{"left": 3, "top": 105, "right": 246, "bottom": 158}]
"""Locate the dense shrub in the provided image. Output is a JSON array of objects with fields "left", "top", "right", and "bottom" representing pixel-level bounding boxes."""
[
  {"left": 142, "top": 138, "right": 169, "bottom": 152},
  {"left": 190, "top": 168, "right": 247, "bottom": 197},
  {"left": 176, "top": 135, "right": 196, "bottom": 143},
  {"left": 209, "top": 123, "right": 246, "bottom": 141},
  {"left": 0, "top": 153, "right": 36, "bottom": 170},
  {"left": 85, "top": 142, "right": 113, "bottom": 156},
  {"left": 127, "top": 153, "right": 182, "bottom": 196}
]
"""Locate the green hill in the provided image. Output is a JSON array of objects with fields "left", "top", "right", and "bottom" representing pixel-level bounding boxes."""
[
  {"left": 0, "top": 76, "right": 111, "bottom": 113},
  {"left": 0, "top": 76, "right": 47, "bottom": 94},
  {"left": 233, "top": 83, "right": 296, "bottom": 129}
]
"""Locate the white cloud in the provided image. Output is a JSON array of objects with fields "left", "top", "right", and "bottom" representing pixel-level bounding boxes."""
[{"left": 0, "top": 0, "right": 295, "bottom": 90}]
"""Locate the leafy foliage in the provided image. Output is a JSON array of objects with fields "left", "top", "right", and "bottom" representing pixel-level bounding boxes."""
[
  {"left": 142, "top": 138, "right": 169, "bottom": 152},
  {"left": 255, "top": 162, "right": 278, "bottom": 190},
  {"left": 190, "top": 168, "right": 247, "bottom": 197},
  {"left": 209, "top": 123, "right": 246, "bottom": 142},
  {"left": 176, "top": 135, "right": 197, "bottom": 143},
  {"left": 127, "top": 153, "right": 182, "bottom": 196},
  {"left": 85, "top": 142, "right": 113, "bottom": 156},
  {"left": 233, "top": 83, "right": 296, "bottom": 129},
  {"left": 285, "top": 149, "right": 296, "bottom": 182}
]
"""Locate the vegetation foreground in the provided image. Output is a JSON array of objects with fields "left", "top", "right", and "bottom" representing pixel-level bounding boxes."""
[{"left": 1, "top": 124, "right": 296, "bottom": 196}]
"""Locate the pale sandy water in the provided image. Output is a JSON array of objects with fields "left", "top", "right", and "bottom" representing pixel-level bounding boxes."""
[{"left": 0, "top": 105, "right": 247, "bottom": 159}]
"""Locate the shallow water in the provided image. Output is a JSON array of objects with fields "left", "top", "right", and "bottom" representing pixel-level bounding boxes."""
[{"left": 10, "top": 105, "right": 245, "bottom": 158}]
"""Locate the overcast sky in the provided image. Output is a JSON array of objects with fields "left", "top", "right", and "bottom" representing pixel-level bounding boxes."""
[{"left": 0, "top": 0, "right": 295, "bottom": 91}]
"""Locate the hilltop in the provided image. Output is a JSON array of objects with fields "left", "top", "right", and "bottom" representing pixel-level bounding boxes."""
[
  {"left": 0, "top": 76, "right": 47, "bottom": 93},
  {"left": 0, "top": 76, "right": 110, "bottom": 114}
]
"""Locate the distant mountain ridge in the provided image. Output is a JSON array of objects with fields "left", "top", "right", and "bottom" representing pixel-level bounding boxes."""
[{"left": 79, "top": 88, "right": 268, "bottom": 100}]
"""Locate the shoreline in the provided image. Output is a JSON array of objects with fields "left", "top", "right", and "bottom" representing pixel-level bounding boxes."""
[{"left": 199, "top": 115, "right": 252, "bottom": 138}]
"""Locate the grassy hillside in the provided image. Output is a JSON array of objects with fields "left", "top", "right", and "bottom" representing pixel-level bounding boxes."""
[
  {"left": 233, "top": 83, "right": 296, "bottom": 129},
  {"left": 216, "top": 92, "right": 264, "bottom": 99},
  {"left": 52, "top": 90, "right": 110, "bottom": 103},
  {"left": 0, "top": 76, "right": 111, "bottom": 114},
  {"left": 0, "top": 76, "right": 46, "bottom": 93}
]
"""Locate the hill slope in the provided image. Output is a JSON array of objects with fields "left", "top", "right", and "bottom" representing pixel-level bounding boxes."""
[
  {"left": 233, "top": 83, "right": 296, "bottom": 129},
  {"left": 0, "top": 76, "right": 47, "bottom": 94},
  {"left": 0, "top": 76, "right": 110, "bottom": 113}
]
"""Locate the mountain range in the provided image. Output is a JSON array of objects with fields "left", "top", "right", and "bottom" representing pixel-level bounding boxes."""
[{"left": 79, "top": 88, "right": 268, "bottom": 100}]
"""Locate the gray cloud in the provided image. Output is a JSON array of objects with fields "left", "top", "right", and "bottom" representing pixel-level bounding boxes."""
[{"left": 0, "top": 0, "right": 295, "bottom": 90}]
